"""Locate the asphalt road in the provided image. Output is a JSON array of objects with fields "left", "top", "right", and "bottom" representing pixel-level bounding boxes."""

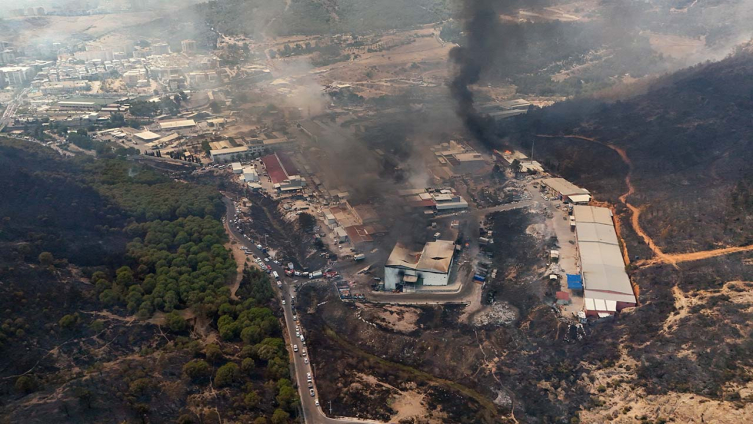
[{"left": 223, "top": 198, "right": 378, "bottom": 424}]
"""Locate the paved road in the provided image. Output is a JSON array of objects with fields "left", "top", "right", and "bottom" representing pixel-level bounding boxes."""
[
  {"left": 223, "top": 198, "right": 379, "bottom": 424},
  {"left": 0, "top": 88, "right": 29, "bottom": 131}
]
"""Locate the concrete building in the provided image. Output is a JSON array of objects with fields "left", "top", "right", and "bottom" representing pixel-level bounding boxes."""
[
  {"left": 231, "top": 162, "right": 243, "bottom": 174},
  {"left": 134, "top": 131, "right": 162, "bottom": 142},
  {"left": 433, "top": 140, "right": 487, "bottom": 175},
  {"left": 0, "top": 66, "right": 33, "bottom": 86},
  {"left": 384, "top": 240, "right": 455, "bottom": 290},
  {"left": 399, "top": 187, "right": 469, "bottom": 214},
  {"left": 151, "top": 43, "right": 171, "bottom": 55},
  {"left": 181, "top": 39, "right": 197, "bottom": 53},
  {"left": 210, "top": 146, "right": 256, "bottom": 162},
  {"left": 242, "top": 166, "right": 259, "bottom": 182},
  {"left": 573, "top": 206, "right": 636, "bottom": 316},
  {"left": 158, "top": 119, "right": 195, "bottom": 130},
  {"left": 541, "top": 177, "right": 591, "bottom": 204}
]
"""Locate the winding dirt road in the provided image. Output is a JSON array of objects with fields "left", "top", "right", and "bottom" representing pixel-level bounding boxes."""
[{"left": 536, "top": 134, "right": 753, "bottom": 268}]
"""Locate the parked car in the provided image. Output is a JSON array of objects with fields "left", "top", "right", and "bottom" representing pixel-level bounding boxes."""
[
  {"left": 293, "top": 345, "right": 298, "bottom": 352},
  {"left": 309, "top": 389, "right": 315, "bottom": 397}
]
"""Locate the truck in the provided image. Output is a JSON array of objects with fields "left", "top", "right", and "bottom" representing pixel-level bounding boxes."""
[
  {"left": 353, "top": 253, "right": 366, "bottom": 261},
  {"left": 310, "top": 270, "right": 323, "bottom": 279},
  {"left": 272, "top": 271, "right": 280, "bottom": 280}
]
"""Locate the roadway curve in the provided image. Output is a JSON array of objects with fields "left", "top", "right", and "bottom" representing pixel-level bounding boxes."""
[{"left": 223, "top": 198, "right": 379, "bottom": 424}]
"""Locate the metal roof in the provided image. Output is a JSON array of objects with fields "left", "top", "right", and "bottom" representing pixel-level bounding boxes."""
[
  {"left": 575, "top": 222, "right": 619, "bottom": 245},
  {"left": 573, "top": 206, "right": 613, "bottom": 226},
  {"left": 386, "top": 240, "right": 455, "bottom": 274},
  {"left": 541, "top": 178, "right": 590, "bottom": 196},
  {"left": 385, "top": 243, "right": 419, "bottom": 269},
  {"left": 579, "top": 242, "right": 633, "bottom": 296},
  {"left": 416, "top": 240, "right": 455, "bottom": 273},
  {"left": 159, "top": 119, "right": 195, "bottom": 129}
]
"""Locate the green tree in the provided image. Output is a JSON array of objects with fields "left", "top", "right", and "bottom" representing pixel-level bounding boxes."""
[
  {"left": 213, "top": 362, "right": 240, "bottom": 387},
  {"left": 244, "top": 390, "right": 260, "bottom": 408},
  {"left": 271, "top": 408, "right": 290, "bottom": 424},
  {"left": 14, "top": 376, "right": 37, "bottom": 394},
  {"left": 89, "top": 320, "right": 105, "bottom": 333},
  {"left": 182, "top": 359, "right": 211, "bottom": 382},
  {"left": 205, "top": 343, "right": 224, "bottom": 363},
  {"left": 59, "top": 313, "right": 80, "bottom": 330},
  {"left": 38, "top": 251, "right": 54, "bottom": 266},
  {"left": 241, "top": 357, "right": 256, "bottom": 375},
  {"left": 166, "top": 311, "right": 188, "bottom": 333},
  {"left": 209, "top": 101, "right": 222, "bottom": 114}
]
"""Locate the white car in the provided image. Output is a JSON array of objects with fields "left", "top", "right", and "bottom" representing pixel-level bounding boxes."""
[
  {"left": 315, "top": 399, "right": 319, "bottom": 406},
  {"left": 306, "top": 372, "right": 312, "bottom": 381},
  {"left": 282, "top": 300, "right": 286, "bottom": 305},
  {"left": 293, "top": 345, "right": 298, "bottom": 352},
  {"left": 304, "top": 358, "right": 309, "bottom": 364}
]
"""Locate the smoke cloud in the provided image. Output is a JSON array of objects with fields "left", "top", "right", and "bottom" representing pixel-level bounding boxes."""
[{"left": 449, "top": 0, "right": 548, "bottom": 148}]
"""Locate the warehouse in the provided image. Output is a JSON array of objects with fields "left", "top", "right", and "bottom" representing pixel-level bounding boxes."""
[
  {"left": 573, "top": 206, "right": 636, "bottom": 316},
  {"left": 134, "top": 130, "right": 161, "bottom": 142},
  {"left": 158, "top": 119, "right": 196, "bottom": 130},
  {"left": 541, "top": 177, "right": 591, "bottom": 204},
  {"left": 210, "top": 146, "right": 252, "bottom": 162},
  {"left": 384, "top": 240, "right": 455, "bottom": 290}
]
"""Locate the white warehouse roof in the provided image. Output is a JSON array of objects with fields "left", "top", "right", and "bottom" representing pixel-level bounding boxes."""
[{"left": 541, "top": 178, "right": 590, "bottom": 197}]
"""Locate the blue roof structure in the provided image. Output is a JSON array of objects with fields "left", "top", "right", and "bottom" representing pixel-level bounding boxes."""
[{"left": 567, "top": 274, "right": 583, "bottom": 289}]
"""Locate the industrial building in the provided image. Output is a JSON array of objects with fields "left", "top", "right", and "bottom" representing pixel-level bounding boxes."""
[
  {"left": 493, "top": 149, "right": 544, "bottom": 173},
  {"left": 261, "top": 152, "right": 305, "bottom": 192},
  {"left": 241, "top": 166, "right": 259, "bottom": 182},
  {"left": 541, "top": 178, "right": 591, "bottom": 204},
  {"left": 433, "top": 141, "right": 487, "bottom": 175},
  {"left": 398, "top": 187, "right": 469, "bottom": 214},
  {"left": 158, "top": 119, "right": 196, "bottom": 130},
  {"left": 573, "top": 206, "right": 636, "bottom": 316},
  {"left": 210, "top": 146, "right": 254, "bottom": 162},
  {"left": 384, "top": 240, "right": 456, "bottom": 290},
  {"left": 231, "top": 162, "right": 243, "bottom": 174}
]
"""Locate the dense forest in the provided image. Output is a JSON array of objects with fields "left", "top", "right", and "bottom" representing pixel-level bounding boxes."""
[{"left": 0, "top": 138, "right": 297, "bottom": 423}]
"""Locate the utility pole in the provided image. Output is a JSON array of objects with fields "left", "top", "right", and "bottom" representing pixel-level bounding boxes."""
[
  {"left": 530, "top": 138, "right": 535, "bottom": 163},
  {"left": 329, "top": 400, "right": 332, "bottom": 415}
]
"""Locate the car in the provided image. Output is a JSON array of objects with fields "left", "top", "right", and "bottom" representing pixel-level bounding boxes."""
[
  {"left": 304, "top": 358, "right": 309, "bottom": 364},
  {"left": 309, "top": 389, "right": 315, "bottom": 397},
  {"left": 295, "top": 331, "right": 300, "bottom": 338},
  {"left": 282, "top": 300, "right": 286, "bottom": 305},
  {"left": 301, "top": 350, "right": 307, "bottom": 357},
  {"left": 308, "top": 381, "right": 313, "bottom": 388},
  {"left": 264, "top": 257, "right": 270, "bottom": 262},
  {"left": 315, "top": 399, "right": 319, "bottom": 406},
  {"left": 295, "top": 325, "right": 299, "bottom": 331},
  {"left": 306, "top": 372, "right": 311, "bottom": 380},
  {"left": 293, "top": 345, "right": 298, "bottom": 352}
]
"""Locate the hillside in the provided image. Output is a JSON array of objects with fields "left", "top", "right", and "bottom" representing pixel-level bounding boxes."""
[
  {"left": 0, "top": 139, "right": 298, "bottom": 424},
  {"left": 510, "top": 50, "right": 753, "bottom": 255}
]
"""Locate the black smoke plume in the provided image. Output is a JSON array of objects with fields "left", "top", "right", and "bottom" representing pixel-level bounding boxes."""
[{"left": 449, "top": 0, "right": 547, "bottom": 147}]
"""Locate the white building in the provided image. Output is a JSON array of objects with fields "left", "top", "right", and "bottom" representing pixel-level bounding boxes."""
[
  {"left": 182, "top": 39, "right": 197, "bottom": 53},
  {"left": 242, "top": 166, "right": 259, "bottom": 182},
  {"left": 541, "top": 178, "right": 591, "bottom": 204},
  {"left": 384, "top": 240, "right": 455, "bottom": 290},
  {"left": 210, "top": 146, "right": 265, "bottom": 162},
  {"left": 231, "top": 162, "right": 243, "bottom": 174}
]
